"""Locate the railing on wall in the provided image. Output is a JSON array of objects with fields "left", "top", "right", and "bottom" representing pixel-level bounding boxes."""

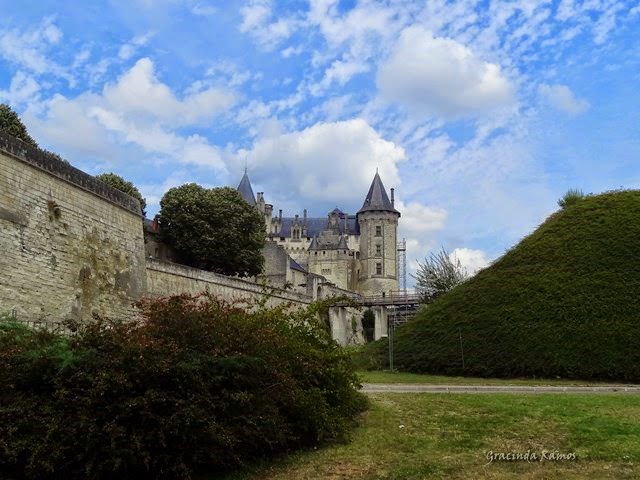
[{"left": 2, "top": 310, "right": 71, "bottom": 335}]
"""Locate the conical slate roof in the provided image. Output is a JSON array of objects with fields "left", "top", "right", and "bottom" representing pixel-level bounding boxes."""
[
  {"left": 357, "top": 172, "right": 399, "bottom": 215},
  {"left": 237, "top": 171, "right": 256, "bottom": 206},
  {"left": 308, "top": 235, "right": 320, "bottom": 250}
]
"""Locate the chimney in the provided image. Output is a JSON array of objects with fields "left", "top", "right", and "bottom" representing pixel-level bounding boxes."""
[
  {"left": 303, "top": 209, "right": 307, "bottom": 225},
  {"left": 344, "top": 213, "right": 348, "bottom": 233},
  {"left": 278, "top": 209, "right": 283, "bottom": 222},
  {"left": 390, "top": 188, "right": 395, "bottom": 207}
]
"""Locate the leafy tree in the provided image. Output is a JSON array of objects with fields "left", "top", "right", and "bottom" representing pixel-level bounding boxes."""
[
  {"left": 96, "top": 172, "right": 147, "bottom": 216},
  {"left": 558, "top": 188, "right": 584, "bottom": 209},
  {"left": 412, "top": 248, "right": 467, "bottom": 304},
  {"left": 0, "top": 103, "right": 38, "bottom": 147},
  {"left": 159, "top": 184, "right": 265, "bottom": 277}
]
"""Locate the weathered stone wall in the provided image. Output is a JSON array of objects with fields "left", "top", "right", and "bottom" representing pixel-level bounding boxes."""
[
  {"left": 0, "top": 133, "right": 146, "bottom": 322},
  {"left": 146, "top": 259, "right": 312, "bottom": 308}
]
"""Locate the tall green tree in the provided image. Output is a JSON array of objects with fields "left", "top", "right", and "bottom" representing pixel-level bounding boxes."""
[
  {"left": 0, "top": 103, "right": 38, "bottom": 147},
  {"left": 96, "top": 172, "right": 147, "bottom": 216},
  {"left": 412, "top": 248, "right": 467, "bottom": 304},
  {"left": 159, "top": 184, "right": 265, "bottom": 277}
]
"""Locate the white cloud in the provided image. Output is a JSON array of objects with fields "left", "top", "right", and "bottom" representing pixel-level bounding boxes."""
[
  {"left": 396, "top": 200, "right": 447, "bottom": 238},
  {"left": 538, "top": 83, "right": 590, "bottom": 116},
  {"left": 377, "top": 26, "right": 514, "bottom": 118},
  {"left": 311, "top": 58, "right": 369, "bottom": 94},
  {"left": 239, "top": 0, "right": 298, "bottom": 49},
  {"left": 205, "top": 60, "right": 254, "bottom": 87},
  {"left": 0, "top": 18, "right": 73, "bottom": 84},
  {"left": 241, "top": 118, "right": 405, "bottom": 207},
  {"left": 281, "top": 45, "right": 303, "bottom": 58},
  {"left": 118, "top": 33, "right": 153, "bottom": 60},
  {"left": 23, "top": 58, "right": 233, "bottom": 173},
  {"left": 450, "top": 247, "right": 490, "bottom": 275},
  {"left": 102, "top": 58, "right": 235, "bottom": 127},
  {"left": 0, "top": 71, "right": 40, "bottom": 105},
  {"left": 190, "top": 4, "right": 217, "bottom": 16}
]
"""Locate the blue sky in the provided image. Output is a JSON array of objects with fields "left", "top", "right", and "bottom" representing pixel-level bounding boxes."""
[{"left": 1, "top": 0, "right": 639, "bottom": 279}]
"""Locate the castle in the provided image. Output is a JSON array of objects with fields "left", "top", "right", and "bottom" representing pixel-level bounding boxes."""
[
  {"left": 0, "top": 130, "right": 400, "bottom": 345},
  {"left": 237, "top": 171, "right": 401, "bottom": 297}
]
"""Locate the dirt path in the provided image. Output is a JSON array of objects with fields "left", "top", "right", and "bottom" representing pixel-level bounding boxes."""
[{"left": 361, "top": 383, "right": 640, "bottom": 394}]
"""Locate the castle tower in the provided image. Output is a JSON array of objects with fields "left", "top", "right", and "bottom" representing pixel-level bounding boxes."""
[
  {"left": 237, "top": 169, "right": 256, "bottom": 206},
  {"left": 357, "top": 172, "right": 400, "bottom": 295}
]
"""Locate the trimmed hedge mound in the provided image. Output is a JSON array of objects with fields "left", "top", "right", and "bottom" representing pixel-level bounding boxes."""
[
  {"left": 369, "top": 190, "right": 640, "bottom": 381},
  {"left": 0, "top": 296, "right": 367, "bottom": 479}
]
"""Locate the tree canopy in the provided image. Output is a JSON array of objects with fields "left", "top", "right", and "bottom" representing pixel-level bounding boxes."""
[
  {"left": 412, "top": 248, "right": 467, "bottom": 304},
  {"left": 158, "top": 184, "right": 265, "bottom": 277},
  {"left": 0, "top": 103, "right": 38, "bottom": 147},
  {"left": 96, "top": 172, "right": 147, "bottom": 216}
]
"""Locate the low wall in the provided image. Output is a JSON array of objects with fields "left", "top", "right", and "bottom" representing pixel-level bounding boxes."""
[{"left": 145, "top": 258, "right": 313, "bottom": 308}]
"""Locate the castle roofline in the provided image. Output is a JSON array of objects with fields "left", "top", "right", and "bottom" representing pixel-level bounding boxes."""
[
  {"left": 357, "top": 172, "right": 400, "bottom": 216},
  {"left": 237, "top": 170, "right": 256, "bottom": 206}
]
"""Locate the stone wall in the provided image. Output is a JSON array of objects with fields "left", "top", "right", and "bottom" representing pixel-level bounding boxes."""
[
  {"left": 0, "top": 133, "right": 146, "bottom": 322},
  {"left": 146, "top": 258, "right": 312, "bottom": 308}
]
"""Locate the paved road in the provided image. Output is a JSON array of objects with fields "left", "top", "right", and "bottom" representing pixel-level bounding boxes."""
[{"left": 361, "top": 383, "right": 640, "bottom": 394}]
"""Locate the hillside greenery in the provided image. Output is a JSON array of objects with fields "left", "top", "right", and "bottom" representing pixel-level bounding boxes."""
[
  {"left": 0, "top": 295, "right": 367, "bottom": 479},
  {"left": 358, "top": 190, "right": 640, "bottom": 381}
]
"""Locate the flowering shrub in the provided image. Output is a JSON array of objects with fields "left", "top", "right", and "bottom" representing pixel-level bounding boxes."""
[{"left": 0, "top": 295, "right": 367, "bottom": 479}]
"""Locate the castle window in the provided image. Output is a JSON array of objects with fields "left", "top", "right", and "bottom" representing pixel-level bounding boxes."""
[
  {"left": 375, "top": 244, "right": 382, "bottom": 256},
  {"left": 322, "top": 268, "right": 331, "bottom": 275},
  {"left": 375, "top": 225, "right": 382, "bottom": 237},
  {"left": 375, "top": 262, "right": 382, "bottom": 275}
]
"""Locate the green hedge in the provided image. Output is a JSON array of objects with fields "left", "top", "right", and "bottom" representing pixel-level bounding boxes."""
[{"left": 0, "top": 296, "right": 367, "bottom": 479}]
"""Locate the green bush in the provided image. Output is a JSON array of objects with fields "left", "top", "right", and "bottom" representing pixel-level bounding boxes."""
[
  {"left": 0, "top": 295, "right": 367, "bottom": 479},
  {"left": 557, "top": 188, "right": 584, "bottom": 208}
]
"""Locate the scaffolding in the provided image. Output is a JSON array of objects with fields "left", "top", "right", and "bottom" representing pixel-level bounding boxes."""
[{"left": 397, "top": 238, "right": 407, "bottom": 293}]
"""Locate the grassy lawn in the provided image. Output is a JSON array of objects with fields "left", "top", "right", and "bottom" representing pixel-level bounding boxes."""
[
  {"left": 357, "top": 370, "right": 637, "bottom": 386},
  {"left": 220, "top": 393, "right": 640, "bottom": 479}
]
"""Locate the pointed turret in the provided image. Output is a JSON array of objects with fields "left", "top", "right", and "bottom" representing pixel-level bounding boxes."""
[
  {"left": 237, "top": 169, "right": 256, "bottom": 206},
  {"left": 356, "top": 172, "right": 400, "bottom": 295},
  {"left": 308, "top": 235, "right": 320, "bottom": 250},
  {"left": 357, "top": 171, "right": 400, "bottom": 215}
]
